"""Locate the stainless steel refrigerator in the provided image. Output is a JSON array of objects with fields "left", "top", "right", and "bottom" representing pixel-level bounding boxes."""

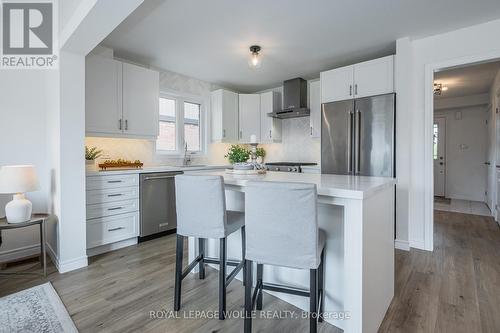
[{"left": 321, "top": 93, "right": 395, "bottom": 177}]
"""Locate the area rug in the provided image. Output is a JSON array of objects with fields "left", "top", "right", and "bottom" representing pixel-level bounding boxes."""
[{"left": 0, "top": 282, "right": 78, "bottom": 333}]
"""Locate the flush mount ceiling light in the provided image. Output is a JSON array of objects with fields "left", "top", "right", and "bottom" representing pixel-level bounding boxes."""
[
  {"left": 433, "top": 82, "right": 448, "bottom": 95},
  {"left": 248, "top": 45, "right": 262, "bottom": 69}
]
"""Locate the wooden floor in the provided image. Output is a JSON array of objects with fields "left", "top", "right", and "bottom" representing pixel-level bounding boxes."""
[{"left": 1, "top": 210, "right": 499, "bottom": 333}]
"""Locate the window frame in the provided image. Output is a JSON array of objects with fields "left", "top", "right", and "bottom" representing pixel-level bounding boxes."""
[{"left": 156, "top": 91, "right": 207, "bottom": 156}]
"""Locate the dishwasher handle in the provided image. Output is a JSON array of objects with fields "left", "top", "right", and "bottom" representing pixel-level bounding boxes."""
[{"left": 142, "top": 172, "right": 183, "bottom": 181}]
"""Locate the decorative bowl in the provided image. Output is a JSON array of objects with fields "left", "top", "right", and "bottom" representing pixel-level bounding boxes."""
[{"left": 233, "top": 163, "right": 254, "bottom": 170}]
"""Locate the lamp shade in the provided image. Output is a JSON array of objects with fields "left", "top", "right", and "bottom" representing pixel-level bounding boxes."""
[{"left": 0, "top": 165, "right": 40, "bottom": 194}]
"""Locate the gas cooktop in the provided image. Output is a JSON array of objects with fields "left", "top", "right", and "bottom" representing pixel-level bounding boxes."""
[{"left": 264, "top": 162, "right": 318, "bottom": 173}]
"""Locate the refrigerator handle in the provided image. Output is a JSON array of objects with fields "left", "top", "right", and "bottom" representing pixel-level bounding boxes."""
[
  {"left": 355, "top": 109, "right": 361, "bottom": 175},
  {"left": 348, "top": 110, "right": 353, "bottom": 173}
]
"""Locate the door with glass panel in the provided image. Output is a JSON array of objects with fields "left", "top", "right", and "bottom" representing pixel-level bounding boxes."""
[{"left": 433, "top": 117, "right": 446, "bottom": 197}]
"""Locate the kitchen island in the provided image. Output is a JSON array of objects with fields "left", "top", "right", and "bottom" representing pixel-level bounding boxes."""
[{"left": 187, "top": 171, "right": 396, "bottom": 333}]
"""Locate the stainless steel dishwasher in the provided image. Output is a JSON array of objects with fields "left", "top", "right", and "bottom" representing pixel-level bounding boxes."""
[{"left": 139, "top": 171, "right": 183, "bottom": 241}]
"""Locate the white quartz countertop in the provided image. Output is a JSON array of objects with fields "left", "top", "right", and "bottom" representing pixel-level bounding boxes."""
[
  {"left": 194, "top": 170, "right": 396, "bottom": 200},
  {"left": 86, "top": 164, "right": 231, "bottom": 176}
]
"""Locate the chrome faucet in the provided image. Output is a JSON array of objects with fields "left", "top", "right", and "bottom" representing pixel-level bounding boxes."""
[{"left": 183, "top": 143, "right": 192, "bottom": 166}]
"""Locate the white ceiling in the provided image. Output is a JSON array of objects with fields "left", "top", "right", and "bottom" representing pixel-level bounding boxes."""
[
  {"left": 103, "top": 0, "right": 500, "bottom": 92},
  {"left": 435, "top": 61, "right": 500, "bottom": 98}
]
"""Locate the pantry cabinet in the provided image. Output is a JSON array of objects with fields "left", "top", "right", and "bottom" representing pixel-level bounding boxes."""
[
  {"left": 321, "top": 55, "right": 394, "bottom": 103},
  {"left": 85, "top": 55, "right": 159, "bottom": 139},
  {"left": 211, "top": 89, "right": 239, "bottom": 142},
  {"left": 260, "top": 91, "right": 282, "bottom": 143}
]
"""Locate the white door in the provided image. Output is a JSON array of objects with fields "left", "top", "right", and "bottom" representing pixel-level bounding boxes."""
[
  {"left": 434, "top": 117, "right": 446, "bottom": 197},
  {"left": 353, "top": 55, "right": 394, "bottom": 98},
  {"left": 85, "top": 55, "right": 123, "bottom": 135},
  {"left": 122, "top": 63, "right": 159, "bottom": 138},
  {"left": 320, "top": 65, "right": 354, "bottom": 103},
  {"left": 486, "top": 105, "right": 495, "bottom": 211},
  {"left": 238, "top": 94, "right": 261, "bottom": 143},
  {"left": 309, "top": 80, "right": 321, "bottom": 138}
]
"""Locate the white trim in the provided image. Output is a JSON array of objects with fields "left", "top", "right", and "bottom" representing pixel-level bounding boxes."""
[
  {"left": 46, "top": 242, "right": 59, "bottom": 270},
  {"left": 57, "top": 255, "right": 88, "bottom": 274},
  {"left": 86, "top": 237, "right": 137, "bottom": 257},
  {"left": 0, "top": 244, "right": 40, "bottom": 263},
  {"left": 423, "top": 50, "right": 500, "bottom": 253},
  {"left": 394, "top": 239, "right": 410, "bottom": 251}
]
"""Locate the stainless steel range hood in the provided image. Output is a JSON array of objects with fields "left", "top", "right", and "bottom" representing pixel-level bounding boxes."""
[{"left": 268, "top": 78, "right": 310, "bottom": 119}]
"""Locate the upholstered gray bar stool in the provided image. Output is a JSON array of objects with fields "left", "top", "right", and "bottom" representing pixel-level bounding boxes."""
[
  {"left": 243, "top": 181, "right": 326, "bottom": 333},
  {"left": 174, "top": 175, "right": 246, "bottom": 320}
]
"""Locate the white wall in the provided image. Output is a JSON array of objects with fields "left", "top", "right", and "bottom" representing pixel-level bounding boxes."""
[
  {"left": 0, "top": 71, "right": 52, "bottom": 262},
  {"left": 398, "top": 18, "right": 500, "bottom": 250},
  {"left": 435, "top": 106, "right": 488, "bottom": 201}
]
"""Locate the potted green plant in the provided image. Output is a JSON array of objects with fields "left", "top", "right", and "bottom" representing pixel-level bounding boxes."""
[
  {"left": 255, "top": 147, "right": 266, "bottom": 164},
  {"left": 225, "top": 145, "right": 251, "bottom": 169},
  {"left": 85, "top": 146, "right": 103, "bottom": 167}
]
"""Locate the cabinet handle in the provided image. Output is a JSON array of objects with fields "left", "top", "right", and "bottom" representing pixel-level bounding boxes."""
[
  {"left": 125, "top": 119, "right": 128, "bottom": 131},
  {"left": 107, "top": 193, "right": 123, "bottom": 197},
  {"left": 310, "top": 126, "right": 313, "bottom": 136},
  {"left": 223, "top": 129, "right": 226, "bottom": 138},
  {"left": 354, "top": 84, "right": 358, "bottom": 95},
  {"left": 269, "top": 130, "right": 272, "bottom": 138},
  {"left": 159, "top": 223, "right": 169, "bottom": 228},
  {"left": 349, "top": 85, "right": 352, "bottom": 96},
  {"left": 107, "top": 180, "right": 122, "bottom": 184},
  {"left": 108, "top": 227, "right": 124, "bottom": 232},
  {"left": 108, "top": 207, "right": 123, "bottom": 211},
  {"left": 240, "top": 130, "right": 242, "bottom": 139},
  {"left": 119, "top": 119, "right": 122, "bottom": 130}
]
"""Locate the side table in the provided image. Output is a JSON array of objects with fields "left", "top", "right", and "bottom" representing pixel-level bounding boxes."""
[{"left": 0, "top": 213, "right": 50, "bottom": 276}]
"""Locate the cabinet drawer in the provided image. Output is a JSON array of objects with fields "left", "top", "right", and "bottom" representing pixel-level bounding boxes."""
[
  {"left": 86, "top": 186, "right": 139, "bottom": 205},
  {"left": 86, "top": 174, "right": 139, "bottom": 191},
  {"left": 86, "top": 198, "right": 139, "bottom": 219},
  {"left": 87, "top": 212, "right": 139, "bottom": 248}
]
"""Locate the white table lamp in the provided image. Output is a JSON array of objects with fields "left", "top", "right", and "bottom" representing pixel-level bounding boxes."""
[{"left": 0, "top": 165, "right": 40, "bottom": 223}]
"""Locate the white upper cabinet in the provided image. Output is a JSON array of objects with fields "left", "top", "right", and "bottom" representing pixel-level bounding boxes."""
[
  {"left": 211, "top": 89, "right": 239, "bottom": 143},
  {"left": 309, "top": 80, "right": 321, "bottom": 138},
  {"left": 260, "top": 91, "right": 282, "bottom": 143},
  {"left": 122, "top": 63, "right": 159, "bottom": 138},
  {"left": 86, "top": 55, "right": 123, "bottom": 135},
  {"left": 238, "top": 94, "right": 261, "bottom": 143},
  {"left": 321, "top": 65, "right": 354, "bottom": 103},
  {"left": 353, "top": 55, "right": 394, "bottom": 99},
  {"left": 85, "top": 56, "right": 159, "bottom": 139},
  {"left": 321, "top": 55, "right": 394, "bottom": 103}
]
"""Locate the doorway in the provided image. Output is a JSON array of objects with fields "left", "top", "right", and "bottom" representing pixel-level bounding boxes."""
[{"left": 431, "top": 61, "right": 500, "bottom": 219}]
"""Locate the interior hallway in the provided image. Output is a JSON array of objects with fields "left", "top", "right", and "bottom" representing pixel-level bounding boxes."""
[{"left": 434, "top": 198, "right": 491, "bottom": 216}]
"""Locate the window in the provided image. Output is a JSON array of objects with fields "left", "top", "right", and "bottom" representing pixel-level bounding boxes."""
[
  {"left": 433, "top": 123, "right": 438, "bottom": 160},
  {"left": 156, "top": 94, "right": 205, "bottom": 154}
]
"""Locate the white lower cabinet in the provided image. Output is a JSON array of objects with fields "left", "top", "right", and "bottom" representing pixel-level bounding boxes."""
[
  {"left": 86, "top": 212, "right": 139, "bottom": 249},
  {"left": 86, "top": 174, "right": 139, "bottom": 250}
]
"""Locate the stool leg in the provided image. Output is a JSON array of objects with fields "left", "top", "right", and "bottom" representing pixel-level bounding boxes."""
[
  {"left": 310, "top": 268, "right": 318, "bottom": 333},
  {"left": 241, "top": 226, "right": 246, "bottom": 286},
  {"left": 256, "top": 264, "right": 263, "bottom": 310},
  {"left": 174, "top": 234, "right": 184, "bottom": 311},
  {"left": 198, "top": 238, "right": 205, "bottom": 279},
  {"left": 244, "top": 259, "right": 253, "bottom": 333},
  {"left": 219, "top": 237, "right": 227, "bottom": 320},
  {"left": 318, "top": 249, "right": 325, "bottom": 323}
]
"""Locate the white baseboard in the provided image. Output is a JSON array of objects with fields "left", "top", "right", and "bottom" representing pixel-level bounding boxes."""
[
  {"left": 86, "top": 237, "right": 137, "bottom": 257},
  {"left": 46, "top": 242, "right": 59, "bottom": 270},
  {"left": 409, "top": 239, "right": 426, "bottom": 251},
  {"left": 0, "top": 244, "right": 41, "bottom": 263},
  {"left": 58, "top": 255, "right": 88, "bottom": 274},
  {"left": 394, "top": 239, "right": 410, "bottom": 251}
]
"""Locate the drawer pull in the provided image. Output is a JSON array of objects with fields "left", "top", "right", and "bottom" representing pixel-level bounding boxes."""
[
  {"left": 159, "top": 223, "right": 169, "bottom": 227},
  {"left": 107, "top": 180, "right": 123, "bottom": 184},
  {"left": 108, "top": 227, "right": 125, "bottom": 232},
  {"left": 108, "top": 207, "right": 123, "bottom": 211},
  {"left": 107, "top": 194, "right": 123, "bottom": 197}
]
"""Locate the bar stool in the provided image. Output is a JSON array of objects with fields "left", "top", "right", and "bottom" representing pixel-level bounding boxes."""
[
  {"left": 243, "top": 181, "right": 326, "bottom": 333},
  {"left": 173, "top": 175, "right": 246, "bottom": 320}
]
